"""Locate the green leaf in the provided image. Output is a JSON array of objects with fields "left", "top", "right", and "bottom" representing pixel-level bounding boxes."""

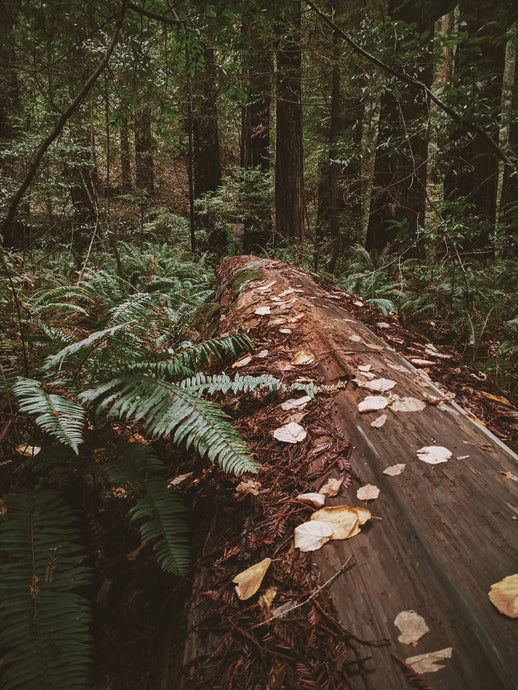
[{"left": 13, "top": 378, "right": 85, "bottom": 453}]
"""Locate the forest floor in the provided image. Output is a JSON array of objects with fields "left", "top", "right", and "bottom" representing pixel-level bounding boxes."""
[{"left": 88, "top": 255, "right": 518, "bottom": 689}]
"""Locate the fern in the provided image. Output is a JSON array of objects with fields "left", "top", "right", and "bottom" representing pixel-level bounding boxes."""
[
  {"left": 42, "top": 322, "right": 132, "bottom": 371},
  {"left": 130, "top": 481, "right": 190, "bottom": 575},
  {"left": 80, "top": 376, "right": 257, "bottom": 474},
  {"left": 13, "top": 377, "right": 85, "bottom": 453},
  {"left": 180, "top": 372, "right": 284, "bottom": 395},
  {"left": 100, "top": 442, "right": 190, "bottom": 575},
  {"left": 122, "top": 334, "right": 253, "bottom": 379},
  {"left": 0, "top": 489, "right": 92, "bottom": 689}
]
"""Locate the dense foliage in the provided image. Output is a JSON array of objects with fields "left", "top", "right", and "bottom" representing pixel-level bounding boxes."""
[{"left": 1, "top": 0, "right": 518, "bottom": 685}]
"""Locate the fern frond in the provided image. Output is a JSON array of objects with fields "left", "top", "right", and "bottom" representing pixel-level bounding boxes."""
[
  {"left": 13, "top": 377, "right": 85, "bottom": 453},
  {"left": 180, "top": 372, "right": 284, "bottom": 395},
  {"left": 130, "top": 481, "right": 189, "bottom": 575},
  {"left": 42, "top": 322, "right": 132, "bottom": 371},
  {"left": 80, "top": 376, "right": 257, "bottom": 474},
  {"left": 0, "top": 488, "right": 92, "bottom": 689},
  {"left": 121, "top": 334, "right": 253, "bottom": 380}
]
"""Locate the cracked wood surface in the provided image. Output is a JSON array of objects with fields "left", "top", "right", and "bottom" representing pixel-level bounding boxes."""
[{"left": 212, "top": 256, "right": 518, "bottom": 690}]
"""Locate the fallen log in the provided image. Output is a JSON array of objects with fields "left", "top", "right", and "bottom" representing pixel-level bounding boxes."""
[{"left": 179, "top": 256, "right": 517, "bottom": 690}]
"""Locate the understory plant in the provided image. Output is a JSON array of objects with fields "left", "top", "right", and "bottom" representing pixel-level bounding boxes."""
[{"left": 0, "top": 243, "right": 292, "bottom": 688}]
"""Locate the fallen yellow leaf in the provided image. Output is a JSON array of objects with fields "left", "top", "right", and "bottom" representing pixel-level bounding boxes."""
[
  {"left": 371, "top": 414, "right": 388, "bottom": 428},
  {"left": 357, "top": 378, "right": 396, "bottom": 393},
  {"left": 232, "top": 354, "right": 253, "bottom": 368},
  {"left": 16, "top": 444, "right": 41, "bottom": 457},
  {"left": 358, "top": 395, "right": 389, "bottom": 413},
  {"left": 480, "top": 391, "right": 514, "bottom": 408},
  {"left": 234, "top": 479, "right": 262, "bottom": 498},
  {"left": 297, "top": 493, "right": 326, "bottom": 507},
  {"left": 311, "top": 506, "right": 359, "bottom": 539},
  {"left": 259, "top": 587, "right": 277, "bottom": 613},
  {"left": 292, "top": 350, "right": 315, "bottom": 366},
  {"left": 389, "top": 396, "right": 426, "bottom": 412},
  {"left": 488, "top": 574, "right": 518, "bottom": 618},
  {"left": 233, "top": 558, "right": 272, "bottom": 600}
]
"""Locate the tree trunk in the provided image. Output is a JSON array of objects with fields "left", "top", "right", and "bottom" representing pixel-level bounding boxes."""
[
  {"left": 135, "top": 108, "right": 154, "bottom": 195},
  {"left": 120, "top": 116, "right": 132, "bottom": 192},
  {"left": 443, "top": 1, "right": 506, "bottom": 248},
  {"left": 240, "top": 17, "right": 272, "bottom": 172},
  {"left": 275, "top": 1, "right": 304, "bottom": 243},
  {"left": 366, "top": 0, "right": 434, "bottom": 255},
  {"left": 498, "top": 33, "right": 518, "bottom": 246},
  {"left": 0, "top": 0, "right": 19, "bottom": 141},
  {"left": 192, "top": 47, "right": 221, "bottom": 199}
]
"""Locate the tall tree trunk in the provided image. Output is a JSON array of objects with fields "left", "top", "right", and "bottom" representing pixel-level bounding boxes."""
[
  {"left": 0, "top": 0, "right": 24, "bottom": 247},
  {"left": 120, "top": 115, "right": 132, "bottom": 192},
  {"left": 500, "top": 34, "right": 518, "bottom": 245},
  {"left": 366, "top": 0, "right": 434, "bottom": 255},
  {"left": 192, "top": 47, "right": 221, "bottom": 198},
  {"left": 135, "top": 107, "right": 154, "bottom": 195},
  {"left": 0, "top": 0, "right": 19, "bottom": 141},
  {"left": 241, "top": 17, "right": 272, "bottom": 172},
  {"left": 275, "top": 1, "right": 304, "bottom": 243},
  {"left": 443, "top": 1, "right": 506, "bottom": 248}
]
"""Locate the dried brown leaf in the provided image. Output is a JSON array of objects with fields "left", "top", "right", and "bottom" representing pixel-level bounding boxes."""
[{"left": 371, "top": 414, "right": 388, "bottom": 428}]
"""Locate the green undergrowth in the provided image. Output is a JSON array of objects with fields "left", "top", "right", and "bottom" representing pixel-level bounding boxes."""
[
  {"left": 337, "top": 244, "right": 518, "bottom": 393},
  {"left": 0, "top": 240, "right": 315, "bottom": 688}
]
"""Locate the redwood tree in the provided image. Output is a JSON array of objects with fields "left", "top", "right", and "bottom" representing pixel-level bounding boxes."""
[
  {"left": 366, "top": 0, "right": 435, "bottom": 255},
  {"left": 275, "top": 1, "right": 304, "bottom": 243}
]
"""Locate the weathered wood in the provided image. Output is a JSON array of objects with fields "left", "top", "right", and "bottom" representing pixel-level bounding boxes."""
[{"left": 183, "top": 256, "right": 518, "bottom": 689}]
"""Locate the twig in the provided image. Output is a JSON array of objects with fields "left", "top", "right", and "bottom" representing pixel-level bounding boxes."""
[
  {"left": 391, "top": 654, "right": 433, "bottom": 690},
  {"left": 252, "top": 556, "right": 354, "bottom": 628}
]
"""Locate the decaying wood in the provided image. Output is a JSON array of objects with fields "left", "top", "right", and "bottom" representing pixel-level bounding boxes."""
[{"left": 180, "top": 256, "right": 518, "bottom": 690}]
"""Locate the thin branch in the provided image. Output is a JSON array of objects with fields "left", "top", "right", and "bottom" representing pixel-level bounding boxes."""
[
  {"left": 303, "top": 0, "right": 516, "bottom": 172},
  {"left": 128, "top": 2, "right": 180, "bottom": 26},
  {"left": 1, "top": 0, "right": 129, "bottom": 241},
  {"left": 252, "top": 556, "right": 354, "bottom": 628}
]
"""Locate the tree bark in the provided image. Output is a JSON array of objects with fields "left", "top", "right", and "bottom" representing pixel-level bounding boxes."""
[
  {"left": 366, "top": 0, "right": 434, "bottom": 255},
  {"left": 192, "top": 47, "right": 222, "bottom": 198},
  {"left": 275, "top": 1, "right": 304, "bottom": 243},
  {"left": 135, "top": 107, "right": 154, "bottom": 195},
  {"left": 240, "top": 16, "right": 272, "bottom": 172},
  {"left": 120, "top": 115, "right": 132, "bottom": 192}
]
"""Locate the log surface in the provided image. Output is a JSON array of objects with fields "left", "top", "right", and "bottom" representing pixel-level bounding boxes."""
[{"left": 185, "top": 256, "right": 518, "bottom": 690}]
